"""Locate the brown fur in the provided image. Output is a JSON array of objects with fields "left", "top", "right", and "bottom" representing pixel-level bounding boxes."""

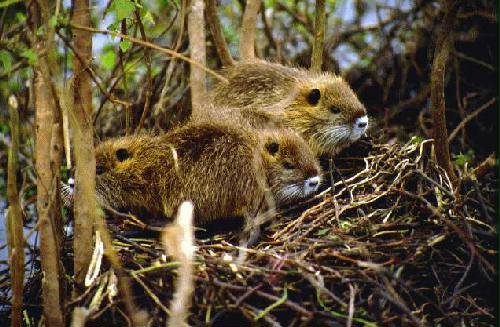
[
  {"left": 199, "top": 60, "right": 368, "bottom": 156},
  {"left": 94, "top": 122, "right": 321, "bottom": 242}
]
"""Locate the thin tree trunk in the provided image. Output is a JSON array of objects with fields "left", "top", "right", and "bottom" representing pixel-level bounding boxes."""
[
  {"left": 188, "top": 0, "right": 207, "bottom": 112},
  {"left": 311, "top": 0, "right": 326, "bottom": 72},
  {"left": 239, "top": 0, "right": 261, "bottom": 60},
  {"left": 72, "top": 0, "right": 97, "bottom": 289},
  {"left": 206, "top": 0, "right": 234, "bottom": 66},
  {"left": 7, "top": 96, "right": 24, "bottom": 327},
  {"left": 34, "top": 70, "right": 65, "bottom": 327},
  {"left": 27, "top": 1, "right": 65, "bottom": 325},
  {"left": 430, "top": 0, "right": 458, "bottom": 184}
]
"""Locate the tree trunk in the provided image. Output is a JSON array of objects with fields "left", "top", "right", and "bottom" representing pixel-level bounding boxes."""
[
  {"left": 206, "top": 0, "right": 234, "bottom": 66},
  {"left": 310, "top": 0, "right": 326, "bottom": 72},
  {"left": 27, "top": 1, "right": 65, "bottom": 325},
  {"left": 239, "top": 0, "right": 261, "bottom": 60},
  {"left": 71, "top": 0, "right": 97, "bottom": 290},
  {"left": 430, "top": 0, "right": 458, "bottom": 184},
  {"left": 188, "top": 0, "right": 207, "bottom": 112},
  {"left": 7, "top": 96, "right": 24, "bottom": 327}
]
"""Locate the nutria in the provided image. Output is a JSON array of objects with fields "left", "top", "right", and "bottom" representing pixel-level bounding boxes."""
[
  {"left": 198, "top": 60, "right": 369, "bottom": 156},
  {"left": 93, "top": 122, "right": 321, "bottom": 245}
]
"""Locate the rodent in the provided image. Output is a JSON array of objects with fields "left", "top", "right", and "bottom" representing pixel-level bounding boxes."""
[
  {"left": 199, "top": 60, "right": 369, "bottom": 156},
  {"left": 93, "top": 121, "right": 321, "bottom": 245}
]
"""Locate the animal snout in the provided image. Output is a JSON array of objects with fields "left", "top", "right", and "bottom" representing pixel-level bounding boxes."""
[
  {"left": 308, "top": 177, "right": 320, "bottom": 188},
  {"left": 304, "top": 176, "right": 321, "bottom": 195},
  {"left": 354, "top": 115, "right": 369, "bottom": 129}
]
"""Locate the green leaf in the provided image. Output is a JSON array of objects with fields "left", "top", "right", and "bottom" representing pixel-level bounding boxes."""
[
  {"left": 107, "top": 21, "right": 121, "bottom": 32},
  {"left": 410, "top": 135, "right": 424, "bottom": 144},
  {"left": 15, "top": 12, "right": 26, "bottom": 23},
  {"left": 315, "top": 228, "right": 329, "bottom": 236},
  {"left": 99, "top": 51, "right": 116, "bottom": 70},
  {"left": 111, "top": 0, "right": 135, "bottom": 21},
  {"left": 142, "top": 11, "right": 155, "bottom": 25},
  {"left": 0, "top": 50, "right": 12, "bottom": 72},
  {"left": 119, "top": 40, "right": 132, "bottom": 52},
  {"left": 49, "top": 15, "right": 57, "bottom": 28},
  {"left": 20, "top": 48, "right": 38, "bottom": 65},
  {"left": 452, "top": 150, "right": 475, "bottom": 167}
]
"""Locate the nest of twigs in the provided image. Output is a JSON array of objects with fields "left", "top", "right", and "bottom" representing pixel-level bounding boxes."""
[{"left": 55, "top": 139, "right": 500, "bottom": 326}]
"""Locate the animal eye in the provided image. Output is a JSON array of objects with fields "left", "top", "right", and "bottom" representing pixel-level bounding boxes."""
[
  {"left": 330, "top": 106, "right": 341, "bottom": 114},
  {"left": 265, "top": 142, "right": 280, "bottom": 155},
  {"left": 307, "top": 88, "right": 321, "bottom": 105},
  {"left": 115, "top": 148, "right": 130, "bottom": 162},
  {"left": 283, "top": 161, "right": 295, "bottom": 170},
  {"left": 96, "top": 165, "right": 105, "bottom": 175}
]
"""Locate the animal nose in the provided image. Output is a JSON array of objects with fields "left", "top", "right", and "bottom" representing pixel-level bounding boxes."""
[
  {"left": 354, "top": 115, "right": 369, "bottom": 129},
  {"left": 308, "top": 178, "right": 319, "bottom": 188},
  {"left": 306, "top": 176, "right": 321, "bottom": 191}
]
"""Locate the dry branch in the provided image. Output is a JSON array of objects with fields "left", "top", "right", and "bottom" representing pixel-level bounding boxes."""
[
  {"left": 33, "top": 38, "right": 65, "bottom": 327},
  {"left": 7, "top": 95, "right": 24, "bottom": 327},
  {"left": 188, "top": 0, "right": 207, "bottom": 112},
  {"left": 69, "top": 23, "right": 227, "bottom": 83},
  {"left": 448, "top": 97, "right": 497, "bottom": 142},
  {"left": 71, "top": 0, "right": 97, "bottom": 289},
  {"left": 163, "top": 202, "right": 195, "bottom": 327},
  {"left": 310, "top": 0, "right": 326, "bottom": 72},
  {"left": 95, "top": 211, "right": 149, "bottom": 327},
  {"left": 28, "top": 1, "right": 65, "bottom": 325},
  {"left": 206, "top": 0, "right": 234, "bottom": 66},
  {"left": 239, "top": 0, "right": 261, "bottom": 60},
  {"left": 154, "top": 0, "right": 187, "bottom": 116},
  {"left": 430, "top": 0, "right": 459, "bottom": 184}
]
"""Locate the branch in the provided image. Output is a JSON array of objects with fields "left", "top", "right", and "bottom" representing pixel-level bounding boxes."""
[
  {"left": 188, "top": 0, "right": 207, "bottom": 111},
  {"left": 27, "top": 1, "right": 65, "bottom": 325},
  {"left": 134, "top": 9, "right": 154, "bottom": 133},
  {"left": 7, "top": 95, "right": 24, "bottom": 327},
  {"left": 310, "top": 0, "right": 326, "bottom": 72},
  {"left": 69, "top": 23, "right": 228, "bottom": 83},
  {"left": 239, "top": 0, "right": 261, "bottom": 60},
  {"left": 71, "top": 0, "right": 97, "bottom": 291},
  {"left": 430, "top": 0, "right": 459, "bottom": 184},
  {"left": 164, "top": 202, "right": 195, "bottom": 327},
  {"left": 448, "top": 97, "right": 497, "bottom": 142},
  {"left": 153, "top": 0, "right": 187, "bottom": 116},
  {"left": 206, "top": 0, "right": 234, "bottom": 66}
]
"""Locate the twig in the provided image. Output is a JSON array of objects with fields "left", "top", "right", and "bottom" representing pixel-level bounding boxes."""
[
  {"left": 134, "top": 9, "right": 154, "bottom": 133},
  {"left": 448, "top": 97, "right": 497, "bottom": 142},
  {"left": 69, "top": 23, "right": 228, "bottom": 83},
  {"left": 346, "top": 284, "right": 355, "bottom": 327}
]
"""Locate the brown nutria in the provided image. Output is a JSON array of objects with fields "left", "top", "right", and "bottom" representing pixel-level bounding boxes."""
[
  {"left": 200, "top": 60, "right": 369, "bottom": 156},
  {"left": 93, "top": 122, "right": 321, "bottom": 245}
]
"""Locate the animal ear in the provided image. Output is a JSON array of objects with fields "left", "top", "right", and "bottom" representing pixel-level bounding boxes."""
[
  {"left": 265, "top": 141, "right": 280, "bottom": 155},
  {"left": 115, "top": 148, "right": 130, "bottom": 162},
  {"left": 307, "top": 88, "right": 321, "bottom": 105}
]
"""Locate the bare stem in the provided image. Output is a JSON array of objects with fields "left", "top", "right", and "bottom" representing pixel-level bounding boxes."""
[
  {"left": 239, "top": 0, "right": 261, "bottom": 60},
  {"left": 310, "top": 0, "right": 326, "bottom": 72},
  {"left": 430, "top": 0, "right": 459, "bottom": 184},
  {"left": 188, "top": 0, "right": 207, "bottom": 112},
  {"left": 206, "top": 0, "right": 234, "bottom": 66}
]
